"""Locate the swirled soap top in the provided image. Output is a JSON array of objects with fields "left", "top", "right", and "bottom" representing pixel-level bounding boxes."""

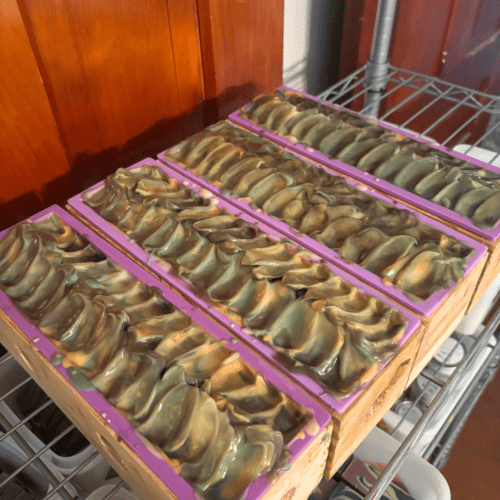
[
  {"left": 0, "top": 214, "right": 310, "bottom": 500},
  {"left": 239, "top": 89, "right": 500, "bottom": 230},
  {"left": 167, "top": 122, "right": 473, "bottom": 303},
  {"left": 83, "top": 164, "right": 409, "bottom": 397}
]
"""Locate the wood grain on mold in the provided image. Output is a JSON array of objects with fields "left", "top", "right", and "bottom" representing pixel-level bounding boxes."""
[
  {"left": 324, "top": 324, "right": 423, "bottom": 478},
  {"left": 196, "top": 0, "right": 284, "bottom": 121},
  {"left": 0, "top": 0, "right": 69, "bottom": 208},
  {"left": 0, "top": 305, "right": 331, "bottom": 500}
]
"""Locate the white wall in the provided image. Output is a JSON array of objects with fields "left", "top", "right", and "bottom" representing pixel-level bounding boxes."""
[{"left": 283, "top": 0, "right": 344, "bottom": 95}]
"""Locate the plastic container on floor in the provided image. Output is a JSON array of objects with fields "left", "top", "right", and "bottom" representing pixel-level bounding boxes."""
[
  {"left": 354, "top": 427, "right": 450, "bottom": 500},
  {"left": 85, "top": 482, "right": 140, "bottom": 500},
  {"left": 381, "top": 333, "right": 496, "bottom": 456}
]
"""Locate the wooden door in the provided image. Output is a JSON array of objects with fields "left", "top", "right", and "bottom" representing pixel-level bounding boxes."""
[
  {"left": 1, "top": 0, "right": 284, "bottom": 230},
  {"left": 1, "top": 0, "right": 70, "bottom": 222}
]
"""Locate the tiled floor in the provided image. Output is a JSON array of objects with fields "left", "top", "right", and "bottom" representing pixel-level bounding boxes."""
[{"left": 442, "top": 368, "right": 500, "bottom": 500}]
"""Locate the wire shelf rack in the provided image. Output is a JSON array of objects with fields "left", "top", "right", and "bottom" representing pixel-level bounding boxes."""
[
  {"left": 318, "top": 65, "right": 500, "bottom": 500},
  {"left": 0, "top": 351, "right": 131, "bottom": 500},
  {"left": 318, "top": 64, "right": 500, "bottom": 161}
]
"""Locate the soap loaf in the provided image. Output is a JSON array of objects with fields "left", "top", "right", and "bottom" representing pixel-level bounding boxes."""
[{"left": 0, "top": 211, "right": 325, "bottom": 500}]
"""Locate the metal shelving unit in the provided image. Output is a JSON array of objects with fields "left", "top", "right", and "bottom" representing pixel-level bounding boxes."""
[
  {"left": 318, "top": 64, "right": 500, "bottom": 158},
  {"left": 316, "top": 0, "right": 500, "bottom": 498}
]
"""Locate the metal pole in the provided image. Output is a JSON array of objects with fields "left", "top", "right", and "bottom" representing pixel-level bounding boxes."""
[
  {"left": 364, "top": 307, "right": 500, "bottom": 500},
  {"left": 364, "top": 0, "right": 399, "bottom": 117}
]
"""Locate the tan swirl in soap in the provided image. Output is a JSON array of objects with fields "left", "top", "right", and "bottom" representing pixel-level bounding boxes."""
[
  {"left": 0, "top": 215, "right": 309, "bottom": 500},
  {"left": 83, "top": 165, "right": 408, "bottom": 396},
  {"left": 167, "top": 122, "right": 472, "bottom": 301},
  {"left": 239, "top": 89, "right": 500, "bottom": 229}
]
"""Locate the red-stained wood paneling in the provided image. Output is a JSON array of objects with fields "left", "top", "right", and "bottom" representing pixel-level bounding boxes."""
[
  {"left": 197, "top": 0, "right": 284, "bottom": 121},
  {"left": 340, "top": 0, "right": 500, "bottom": 147},
  {"left": 166, "top": 0, "right": 205, "bottom": 135},
  {"left": 339, "top": 0, "right": 367, "bottom": 80},
  {"left": 2, "top": 0, "right": 284, "bottom": 227},
  {"left": 18, "top": 0, "right": 203, "bottom": 166},
  {"left": 357, "top": 0, "right": 455, "bottom": 77},
  {"left": 0, "top": 0, "right": 70, "bottom": 226}
]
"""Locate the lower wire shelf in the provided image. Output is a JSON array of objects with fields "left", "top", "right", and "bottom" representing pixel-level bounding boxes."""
[{"left": 0, "top": 351, "right": 133, "bottom": 500}]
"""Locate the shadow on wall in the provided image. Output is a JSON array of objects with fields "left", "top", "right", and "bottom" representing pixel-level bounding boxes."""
[
  {"left": 0, "top": 82, "right": 259, "bottom": 231},
  {"left": 283, "top": 0, "right": 345, "bottom": 95}
]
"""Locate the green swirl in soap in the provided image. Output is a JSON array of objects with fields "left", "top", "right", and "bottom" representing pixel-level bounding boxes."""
[
  {"left": 83, "top": 165, "right": 408, "bottom": 396},
  {"left": 0, "top": 215, "right": 309, "bottom": 500},
  {"left": 167, "top": 122, "right": 473, "bottom": 302},
  {"left": 239, "top": 89, "right": 500, "bottom": 230}
]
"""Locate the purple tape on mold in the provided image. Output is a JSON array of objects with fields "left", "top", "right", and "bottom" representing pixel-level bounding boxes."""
[
  {"left": 0, "top": 204, "right": 331, "bottom": 500},
  {"left": 68, "top": 159, "right": 420, "bottom": 413},
  {"left": 228, "top": 86, "right": 500, "bottom": 241},
  {"left": 157, "top": 147, "right": 487, "bottom": 319}
]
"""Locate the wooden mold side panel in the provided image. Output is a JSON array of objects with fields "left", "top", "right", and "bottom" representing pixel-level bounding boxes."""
[
  {"left": 196, "top": 0, "right": 284, "bottom": 121},
  {"left": 408, "top": 252, "right": 488, "bottom": 384},
  {"left": 470, "top": 241, "right": 500, "bottom": 311},
  {"left": 0, "top": 0, "right": 70, "bottom": 218},
  {"left": 0, "top": 312, "right": 178, "bottom": 500},
  {"left": 264, "top": 421, "right": 332, "bottom": 500},
  {"left": 324, "top": 325, "right": 423, "bottom": 478}
]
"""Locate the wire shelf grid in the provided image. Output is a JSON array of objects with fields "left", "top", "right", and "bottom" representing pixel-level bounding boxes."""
[{"left": 318, "top": 65, "right": 500, "bottom": 162}]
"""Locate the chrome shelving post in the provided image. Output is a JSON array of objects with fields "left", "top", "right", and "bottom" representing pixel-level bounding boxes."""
[
  {"left": 364, "top": 308, "right": 500, "bottom": 500},
  {"left": 318, "top": 61, "right": 500, "bottom": 499},
  {"left": 364, "top": 0, "right": 399, "bottom": 117}
]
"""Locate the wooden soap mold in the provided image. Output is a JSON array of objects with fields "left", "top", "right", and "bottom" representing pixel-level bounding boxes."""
[
  {"left": 158, "top": 128, "right": 487, "bottom": 319},
  {"left": 156, "top": 140, "right": 487, "bottom": 385},
  {"left": 228, "top": 85, "right": 500, "bottom": 242},
  {"left": 68, "top": 160, "right": 423, "bottom": 477},
  {"left": 339, "top": 187, "right": 500, "bottom": 314},
  {"left": 228, "top": 86, "right": 498, "bottom": 312},
  {"left": 0, "top": 205, "right": 332, "bottom": 500}
]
